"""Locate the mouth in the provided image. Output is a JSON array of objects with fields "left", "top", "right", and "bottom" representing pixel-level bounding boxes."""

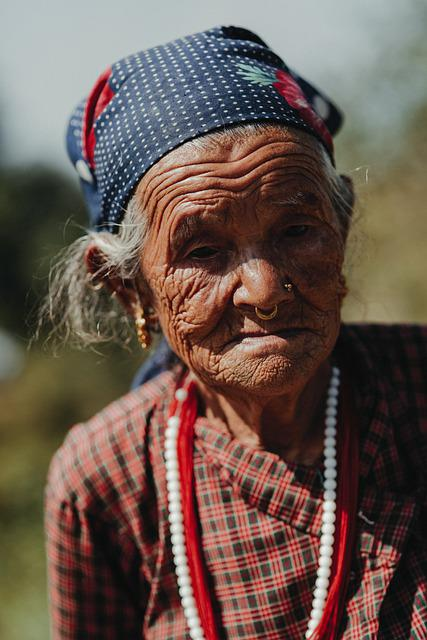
[
  {"left": 224, "top": 327, "right": 309, "bottom": 350},
  {"left": 239, "top": 328, "right": 303, "bottom": 339}
]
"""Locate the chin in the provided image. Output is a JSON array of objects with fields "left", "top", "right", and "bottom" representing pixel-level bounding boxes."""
[{"left": 200, "top": 352, "right": 318, "bottom": 397}]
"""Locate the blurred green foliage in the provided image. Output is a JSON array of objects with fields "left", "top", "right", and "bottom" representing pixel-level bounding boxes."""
[
  {"left": 1, "top": 38, "right": 427, "bottom": 640},
  {"left": 0, "top": 167, "right": 87, "bottom": 336},
  {"left": 341, "top": 101, "right": 427, "bottom": 324},
  {"left": 0, "top": 167, "right": 142, "bottom": 638}
]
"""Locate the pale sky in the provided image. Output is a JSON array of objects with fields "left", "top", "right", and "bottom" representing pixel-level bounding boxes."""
[{"left": 1, "top": 0, "right": 426, "bottom": 174}]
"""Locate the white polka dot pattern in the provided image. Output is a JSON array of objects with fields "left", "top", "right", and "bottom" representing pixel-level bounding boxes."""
[{"left": 66, "top": 26, "right": 343, "bottom": 232}]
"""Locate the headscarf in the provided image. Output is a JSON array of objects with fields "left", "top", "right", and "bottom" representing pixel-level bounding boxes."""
[{"left": 66, "top": 26, "right": 343, "bottom": 231}]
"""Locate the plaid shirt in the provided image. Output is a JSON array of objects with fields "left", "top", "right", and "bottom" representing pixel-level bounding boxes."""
[{"left": 45, "top": 324, "right": 427, "bottom": 639}]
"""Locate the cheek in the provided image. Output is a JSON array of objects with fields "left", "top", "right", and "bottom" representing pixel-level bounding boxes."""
[
  {"left": 146, "top": 264, "right": 231, "bottom": 350},
  {"left": 289, "top": 229, "right": 345, "bottom": 309}
]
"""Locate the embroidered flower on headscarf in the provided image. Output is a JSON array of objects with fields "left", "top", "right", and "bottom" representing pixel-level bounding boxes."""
[{"left": 236, "top": 63, "right": 333, "bottom": 150}]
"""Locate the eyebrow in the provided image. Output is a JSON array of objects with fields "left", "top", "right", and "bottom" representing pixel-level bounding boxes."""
[
  {"left": 272, "top": 191, "right": 322, "bottom": 207},
  {"left": 171, "top": 212, "right": 228, "bottom": 250},
  {"left": 170, "top": 191, "right": 322, "bottom": 249}
]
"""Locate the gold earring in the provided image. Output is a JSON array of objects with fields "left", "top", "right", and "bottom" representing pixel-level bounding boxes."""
[
  {"left": 283, "top": 282, "right": 293, "bottom": 292},
  {"left": 134, "top": 302, "right": 151, "bottom": 349}
]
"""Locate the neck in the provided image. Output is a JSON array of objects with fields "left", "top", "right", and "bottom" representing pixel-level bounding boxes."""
[{"left": 195, "top": 360, "right": 332, "bottom": 466}]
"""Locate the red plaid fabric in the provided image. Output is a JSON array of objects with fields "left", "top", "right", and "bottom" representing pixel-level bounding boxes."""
[{"left": 45, "top": 324, "right": 427, "bottom": 639}]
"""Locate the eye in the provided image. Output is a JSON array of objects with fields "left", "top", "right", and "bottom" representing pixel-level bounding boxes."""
[
  {"left": 284, "top": 224, "right": 310, "bottom": 237},
  {"left": 187, "top": 246, "right": 220, "bottom": 260}
]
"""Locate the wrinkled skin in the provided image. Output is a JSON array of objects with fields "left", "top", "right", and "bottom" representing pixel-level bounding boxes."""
[{"left": 94, "top": 128, "right": 352, "bottom": 464}]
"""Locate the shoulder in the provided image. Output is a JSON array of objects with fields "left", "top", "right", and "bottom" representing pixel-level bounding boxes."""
[
  {"left": 45, "top": 368, "right": 178, "bottom": 520},
  {"left": 343, "top": 322, "right": 427, "bottom": 351},
  {"left": 341, "top": 322, "right": 427, "bottom": 432},
  {"left": 342, "top": 322, "right": 427, "bottom": 375}
]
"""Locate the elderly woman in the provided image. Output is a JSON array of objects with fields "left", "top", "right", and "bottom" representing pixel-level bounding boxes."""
[{"left": 45, "top": 26, "right": 427, "bottom": 640}]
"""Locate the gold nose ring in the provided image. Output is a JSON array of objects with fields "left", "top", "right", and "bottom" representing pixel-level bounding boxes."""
[{"left": 255, "top": 305, "right": 278, "bottom": 321}]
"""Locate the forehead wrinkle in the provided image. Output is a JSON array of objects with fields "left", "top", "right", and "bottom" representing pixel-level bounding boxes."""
[
  {"left": 147, "top": 153, "right": 323, "bottom": 223},
  {"left": 256, "top": 170, "right": 330, "bottom": 205},
  {"left": 147, "top": 136, "right": 320, "bottom": 186},
  {"left": 198, "top": 141, "right": 321, "bottom": 178},
  {"left": 140, "top": 143, "right": 331, "bottom": 240},
  {"left": 146, "top": 178, "right": 242, "bottom": 229},
  {"left": 186, "top": 150, "right": 322, "bottom": 191},
  {"left": 150, "top": 170, "right": 332, "bottom": 242},
  {"left": 139, "top": 140, "right": 323, "bottom": 211}
]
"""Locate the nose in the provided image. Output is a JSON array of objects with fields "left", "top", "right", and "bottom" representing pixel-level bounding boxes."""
[{"left": 233, "top": 257, "right": 294, "bottom": 311}]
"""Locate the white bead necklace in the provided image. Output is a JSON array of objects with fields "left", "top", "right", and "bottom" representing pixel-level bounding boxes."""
[{"left": 165, "top": 367, "right": 340, "bottom": 640}]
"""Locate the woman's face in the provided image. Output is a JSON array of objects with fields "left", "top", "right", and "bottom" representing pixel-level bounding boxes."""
[{"left": 137, "top": 128, "right": 349, "bottom": 397}]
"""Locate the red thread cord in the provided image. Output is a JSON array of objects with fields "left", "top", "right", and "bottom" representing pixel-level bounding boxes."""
[
  {"left": 177, "top": 380, "right": 219, "bottom": 639},
  {"left": 172, "top": 369, "right": 359, "bottom": 640}
]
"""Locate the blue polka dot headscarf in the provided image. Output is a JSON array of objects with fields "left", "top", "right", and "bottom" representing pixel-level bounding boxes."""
[{"left": 67, "top": 26, "right": 343, "bottom": 232}]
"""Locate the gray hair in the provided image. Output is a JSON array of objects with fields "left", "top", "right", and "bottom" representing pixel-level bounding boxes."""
[{"left": 40, "top": 123, "right": 354, "bottom": 348}]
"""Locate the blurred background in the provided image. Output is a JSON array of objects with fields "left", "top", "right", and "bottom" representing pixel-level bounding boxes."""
[{"left": 1, "top": 0, "right": 426, "bottom": 637}]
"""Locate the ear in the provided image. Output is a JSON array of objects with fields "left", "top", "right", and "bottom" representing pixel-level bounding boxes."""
[{"left": 84, "top": 244, "right": 150, "bottom": 315}]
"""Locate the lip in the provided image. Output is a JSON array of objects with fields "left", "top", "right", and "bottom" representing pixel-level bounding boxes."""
[
  {"left": 237, "top": 328, "right": 304, "bottom": 339},
  {"left": 224, "top": 327, "right": 309, "bottom": 353}
]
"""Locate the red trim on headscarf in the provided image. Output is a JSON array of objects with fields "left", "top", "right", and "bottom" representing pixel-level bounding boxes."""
[
  {"left": 82, "top": 67, "right": 115, "bottom": 169},
  {"left": 273, "top": 69, "right": 334, "bottom": 154}
]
